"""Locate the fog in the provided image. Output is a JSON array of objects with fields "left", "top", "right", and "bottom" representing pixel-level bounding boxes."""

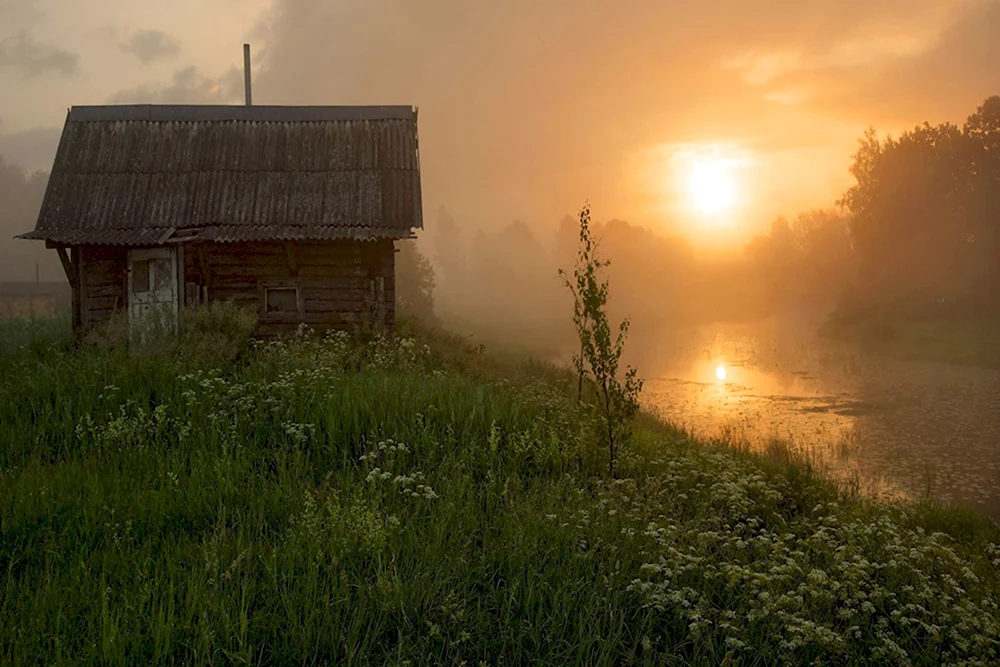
[
  {"left": 245, "top": 0, "right": 997, "bottom": 356},
  {"left": 0, "top": 157, "right": 56, "bottom": 282},
  {"left": 419, "top": 207, "right": 794, "bottom": 358}
]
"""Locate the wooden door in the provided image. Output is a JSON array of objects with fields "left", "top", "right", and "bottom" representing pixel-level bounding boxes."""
[{"left": 127, "top": 247, "right": 178, "bottom": 338}]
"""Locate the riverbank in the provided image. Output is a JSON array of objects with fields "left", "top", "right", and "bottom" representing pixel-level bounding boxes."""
[
  {"left": 820, "top": 316, "right": 1000, "bottom": 370},
  {"left": 2, "top": 313, "right": 998, "bottom": 665}
]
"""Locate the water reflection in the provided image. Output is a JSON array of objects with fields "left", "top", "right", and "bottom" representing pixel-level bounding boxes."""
[{"left": 629, "top": 319, "right": 1000, "bottom": 519}]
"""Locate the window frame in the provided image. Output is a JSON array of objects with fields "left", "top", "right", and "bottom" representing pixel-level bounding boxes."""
[
  {"left": 132, "top": 258, "right": 151, "bottom": 293},
  {"left": 258, "top": 279, "right": 304, "bottom": 321}
]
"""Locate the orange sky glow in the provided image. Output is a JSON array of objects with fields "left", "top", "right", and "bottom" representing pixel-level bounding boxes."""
[{"left": 1, "top": 0, "right": 996, "bottom": 254}]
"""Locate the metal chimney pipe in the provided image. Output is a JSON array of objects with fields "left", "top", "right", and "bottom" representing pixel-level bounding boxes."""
[{"left": 243, "top": 44, "right": 252, "bottom": 106}]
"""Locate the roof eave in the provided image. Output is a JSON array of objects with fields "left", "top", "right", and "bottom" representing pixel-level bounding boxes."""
[{"left": 66, "top": 104, "right": 419, "bottom": 123}]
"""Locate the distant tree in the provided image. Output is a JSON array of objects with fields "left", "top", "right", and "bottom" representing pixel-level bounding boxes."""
[
  {"left": 745, "top": 216, "right": 800, "bottom": 301},
  {"left": 745, "top": 208, "right": 857, "bottom": 312},
  {"left": 430, "top": 206, "right": 466, "bottom": 287},
  {"left": 792, "top": 209, "right": 856, "bottom": 292},
  {"left": 0, "top": 156, "right": 51, "bottom": 282},
  {"left": 962, "top": 96, "right": 1000, "bottom": 296},
  {"left": 838, "top": 114, "right": 983, "bottom": 314},
  {"left": 395, "top": 240, "right": 437, "bottom": 324}
]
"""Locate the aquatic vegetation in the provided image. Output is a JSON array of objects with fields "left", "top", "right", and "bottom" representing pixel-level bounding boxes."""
[{"left": 0, "top": 318, "right": 998, "bottom": 665}]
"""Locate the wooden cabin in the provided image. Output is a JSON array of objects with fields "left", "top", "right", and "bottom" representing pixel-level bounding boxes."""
[{"left": 17, "top": 104, "right": 423, "bottom": 337}]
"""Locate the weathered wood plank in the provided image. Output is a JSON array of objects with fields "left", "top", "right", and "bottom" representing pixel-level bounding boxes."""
[
  {"left": 210, "top": 264, "right": 294, "bottom": 278},
  {"left": 88, "top": 309, "right": 117, "bottom": 320},
  {"left": 201, "top": 252, "right": 288, "bottom": 265},
  {"left": 206, "top": 252, "right": 363, "bottom": 267},
  {"left": 85, "top": 270, "right": 123, "bottom": 287},
  {"left": 293, "top": 241, "right": 360, "bottom": 255},
  {"left": 85, "top": 284, "right": 124, "bottom": 299},
  {"left": 209, "top": 292, "right": 258, "bottom": 304},
  {"left": 204, "top": 242, "right": 285, "bottom": 256},
  {"left": 304, "top": 300, "right": 365, "bottom": 313},
  {"left": 299, "top": 265, "right": 365, "bottom": 278},
  {"left": 302, "top": 286, "right": 368, "bottom": 300},
  {"left": 86, "top": 296, "right": 123, "bottom": 311}
]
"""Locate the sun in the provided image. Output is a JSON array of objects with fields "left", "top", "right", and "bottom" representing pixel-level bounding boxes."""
[{"left": 687, "top": 158, "right": 738, "bottom": 216}]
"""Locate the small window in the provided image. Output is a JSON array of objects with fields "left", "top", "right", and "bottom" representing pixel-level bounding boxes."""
[
  {"left": 154, "top": 258, "right": 172, "bottom": 291},
  {"left": 133, "top": 260, "right": 150, "bottom": 292},
  {"left": 264, "top": 287, "right": 299, "bottom": 314}
]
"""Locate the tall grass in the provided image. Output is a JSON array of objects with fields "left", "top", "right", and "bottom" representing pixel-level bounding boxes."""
[
  {"left": 0, "top": 314, "right": 71, "bottom": 354},
  {"left": 1, "top": 313, "right": 998, "bottom": 665}
]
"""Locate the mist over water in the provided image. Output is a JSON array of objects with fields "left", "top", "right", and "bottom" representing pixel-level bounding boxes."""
[{"left": 633, "top": 318, "right": 1000, "bottom": 519}]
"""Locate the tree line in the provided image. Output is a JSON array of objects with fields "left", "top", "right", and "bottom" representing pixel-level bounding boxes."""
[
  {"left": 0, "top": 157, "right": 53, "bottom": 283},
  {"left": 749, "top": 96, "right": 1000, "bottom": 320}
]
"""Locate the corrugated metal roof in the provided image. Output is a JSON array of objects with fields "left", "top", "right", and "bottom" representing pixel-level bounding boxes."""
[
  {"left": 19, "top": 104, "right": 423, "bottom": 245},
  {"left": 19, "top": 225, "right": 416, "bottom": 245},
  {"left": 19, "top": 227, "right": 175, "bottom": 245}
]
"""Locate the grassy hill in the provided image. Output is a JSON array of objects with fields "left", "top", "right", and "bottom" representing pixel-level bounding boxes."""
[{"left": 1, "top": 309, "right": 998, "bottom": 665}]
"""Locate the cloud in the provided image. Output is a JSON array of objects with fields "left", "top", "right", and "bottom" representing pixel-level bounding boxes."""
[
  {"left": 0, "top": 125, "right": 61, "bottom": 173},
  {"left": 848, "top": 0, "right": 1000, "bottom": 125},
  {"left": 119, "top": 29, "right": 181, "bottom": 65},
  {"left": 250, "top": 0, "right": 991, "bottom": 235},
  {"left": 0, "top": 31, "right": 78, "bottom": 78},
  {"left": 0, "top": 0, "right": 43, "bottom": 29},
  {"left": 772, "top": 0, "right": 1000, "bottom": 128},
  {"left": 108, "top": 65, "right": 243, "bottom": 104}
]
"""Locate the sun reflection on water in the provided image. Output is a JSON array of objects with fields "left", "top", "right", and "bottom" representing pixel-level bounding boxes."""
[{"left": 632, "top": 322, "right": 1000, "bottom": 518}]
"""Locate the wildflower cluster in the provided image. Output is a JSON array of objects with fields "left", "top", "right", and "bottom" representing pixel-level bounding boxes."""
[
  {"left": 75, "top": 391, "right": 189, "bottom": 453},
  {"left": 286, "top": 488, "right": 398, "bottom": 565},
  {"left": 548, "top": 447, "right": 1000, "bottom": 664},
  {"left": 361, "top": 438, "right": 439, "bottom": 502}
]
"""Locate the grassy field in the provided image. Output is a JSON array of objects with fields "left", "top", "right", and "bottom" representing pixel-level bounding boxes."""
[
  {"left": 0, "top": 314, "right": 71, "bottom": 355},
  {"left": 2, "top": 310, "right": 999, "bottom": 665},
  {"left": 821, "top": 316, "right": 1000, "bottom": 370}
]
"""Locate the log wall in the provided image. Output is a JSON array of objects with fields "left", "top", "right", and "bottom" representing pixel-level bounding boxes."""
[
  {"left": 70, "top": 240, "right": 395, "bottom": 337},
  {"left": 77, "top": 245, "right": 127, "bottom": 330},
  {"left": 184, "top": 239, "right": 395, "bottom": 336}
]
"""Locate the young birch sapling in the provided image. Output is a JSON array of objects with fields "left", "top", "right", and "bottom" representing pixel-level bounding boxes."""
[{"left": 559, "top": 203, "right": 643, "bottom": 478}]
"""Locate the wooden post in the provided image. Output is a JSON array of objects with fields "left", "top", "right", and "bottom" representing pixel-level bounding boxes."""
[
  {"left": 67, "top": 246, "right": 84, "bottom": 331},
  {"left": 376, "top": 276, "right": 386, "bottom": 326},
  {"left": 120, "top": 247, "right": 128, "bottom": 311},
  {"left": 176, "top": 244, "right": 186, "bottom": 309},
  {"left": 77, "top": 246, "right": 86, "bottom": 330},
  {"left": 243, "top": 44, "right": 253, "bottom": 106},
  {"left": 55, "top": 246, "right": 76, "bottom": 289},
  {"left": 285, "top": 242, "right": 299, "bottom": 277},
  {"left": 185, "top": 283, "right": 200, "bottom": 308}
]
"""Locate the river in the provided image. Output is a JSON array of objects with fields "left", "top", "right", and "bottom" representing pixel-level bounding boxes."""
[{"left": 626, "top": 317, "right": 1000, "bottom": 519}]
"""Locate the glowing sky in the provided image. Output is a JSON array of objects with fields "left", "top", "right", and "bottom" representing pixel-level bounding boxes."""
[{"left": 1, "top": 0, "right": 997, "bottom": 251}]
